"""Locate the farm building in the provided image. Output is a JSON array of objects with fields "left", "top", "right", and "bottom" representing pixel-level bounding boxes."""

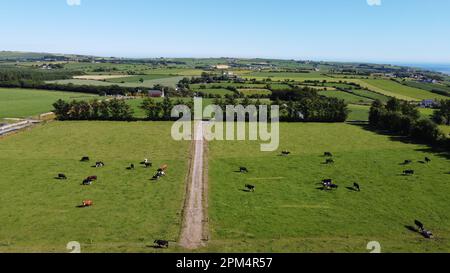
[
  {"left": 214, "top": 64, "right": 230, "bottom": 70},
  {"left": 148, "top": 90, "right": 165, "bottom": 98},
  {"left": 419, "top": 99, "right": 438, "bottom": 108}
]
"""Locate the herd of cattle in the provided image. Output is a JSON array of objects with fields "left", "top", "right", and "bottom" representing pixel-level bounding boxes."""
[
  {"left": 237, "top": 150, "right": 435, "bottom": 240},
  {"left": 55, "top": 156, "right": 170, "bottom": 248}
]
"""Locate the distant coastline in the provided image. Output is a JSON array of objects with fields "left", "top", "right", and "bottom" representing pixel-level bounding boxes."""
[{"left": 396, "top": 63, "right": 450, "bottom": 75}]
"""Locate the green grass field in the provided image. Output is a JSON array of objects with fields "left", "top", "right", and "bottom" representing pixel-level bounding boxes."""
[
  {"left": 105, "top": 74, "right": 173, "bottom": 83},
  {"left": 206, "top": 123, "right": 450, "bottom": 252},
  {"left": 0, "top": 121, "right": 190, "bottom": 252},
  {"left": 319, "top": 90, "right": 373, "bottom": 105},
  {"left": 356, "top": 79, "right": 448, "bottom": 101},
  {"left": 0, "top": 88, "right": 98, "bottom": 119},
  {"left": 48, "top": 76, "right": 185, "bottom": 88}
]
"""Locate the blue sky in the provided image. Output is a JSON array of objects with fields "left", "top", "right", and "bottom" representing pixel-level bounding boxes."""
[{"left": 0, "top": 0, "right": 449, "bottom": 63}]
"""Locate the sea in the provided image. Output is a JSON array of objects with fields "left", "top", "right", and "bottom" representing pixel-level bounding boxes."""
[{"left": 396, "top": 63, "right": 450, "bottom": 75}]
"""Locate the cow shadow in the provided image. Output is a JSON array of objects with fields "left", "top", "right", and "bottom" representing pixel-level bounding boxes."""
[
  {"left": 346, "top": 186, "right": 359, "bottom": 192},
  {"left": 240, "top": 189, "right": 252, "bottom": 192},
  {"left": 76, "top": 205, "right": 86, "bottom": 208},
  {"left": 405, "top": 225, "right": 418, "bottom": 233}
]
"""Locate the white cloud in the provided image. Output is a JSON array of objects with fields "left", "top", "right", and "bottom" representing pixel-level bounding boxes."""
[
  {"left": 67, "top": 0, "right": 81, "bottom": 6},
  {"left": 367, "top": 0, "right": 382, "bottom": 6}
]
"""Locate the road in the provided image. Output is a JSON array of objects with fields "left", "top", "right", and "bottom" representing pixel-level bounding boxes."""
[{"left": 180, "top": 121, "right": 207, "bottom": 249}]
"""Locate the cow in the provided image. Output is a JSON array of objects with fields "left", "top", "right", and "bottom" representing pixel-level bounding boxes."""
[
  {"left": 403, "top": 170, "right": 415, "bottom": 176},
  {"left": 403, "top": 160, "right": 412, "bottom": 165},
  {"left": 127, "top": 163, "right": 135, "bottom": 170},
  {"left": 325, "top": 159, "right": 335, "bottom": 164},
  {"left": 239, "top": 167, "right": 249, "bottom": 173},
  {"left": 415, "top": 220, "right": 424, "bottom": 232},
  {"left": 425, "top": 157, "right": 431, "bottom": 163},
  {"left": 95, "top": 162, "right": 105, "bottom": 168},
  {"left": 322, "top": 179, "right": 333, "bottom": 184},
  {"left": 57, "top": 174, "right": 67, "bottom": 180},
  {"left": 154, "top": 240, "right": 169, "bottom": 248},
  {"left": 353, "top": 183, "right": 361, "bottom": 192},
  {"left": 144, "top": 162, "right": 152, "bottom": 168},
  {"left": 80, "top": 156, "right": 90, "bottom": 162},
  {"left": 82, "top": 179, "right": 92, "bottom": 186},
  {"left": 281, "top": 151, "right": 291, "bottom": 156},
  {"left": 82, "top": 200, "right": 93, "bottom": 207},
  {"left": 159, "top": 164, "right": 168, "bottom": 171},
  {"left": 87, "top": 176, "right": 97, "bottom": 181},
  {"left": 245, "top": 184, "right": 255, "bottom": 192},
  {"left": 324, "top": 152, "right": 333, "bottom": 157},
  {"left": 421, "top": 229, "right": 434, "bottom": 239}
]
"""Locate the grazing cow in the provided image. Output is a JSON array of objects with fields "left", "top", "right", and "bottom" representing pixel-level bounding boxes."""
[
  {"left": 403, "top": 160, "right": 412, "bottom": 165},
  {"left": 95, "top": 162, "right": 105, "bottom": 168},
  {"left": 281, "top": 151, "right": 291, "bottom": 156},
  {"left": 87, "top": 176, "right": 98, "bottom": 181},
  {"left": 245, "top": 184, "right": 255, "bottom": 192},
  {"left": 403, "top": 170, "right": 415, "bottom": 176},
  {"left": 127, "top": 163, "right": 135, "bottom": 170},
  {"left": 144, "top": 162, "right": 152, "bottom": 168},
  {"left": 322, "top": 179, "right": 333, "bottom": 184},
  {"left": 58, "top": 174, "right": 67, "bottom": 180},
  {"left": 239, "top": 167, "right": 249, "bottom": 173},
  {"left": 325, "top": 159, "right": 335, "bottom": 164},
  {"left": 353, "top": 183, "right": 361, "bottom": 192},
  {"left": 82, "top": 200, "right": 93, "bottom": 207},
  {"left": 415, "top": 220, "right": 424, "bottom": 232},
  {"left": 154, "top": 240, "right": 169, "bottom": 248},
  {"left": 421, "top": 229, "right": 434, "bottom": 239},
  {"left": 80, "top": 156, "right": 90, "bottom": 162},
  {"left": 425, "top": 157, "right": 431, "bottom": 163},
  {"left": 324, "top": 152, "right": 333, "bottom": 157},
  {"left": 82, "top": 179, "right": 92, "bottom": 186}
]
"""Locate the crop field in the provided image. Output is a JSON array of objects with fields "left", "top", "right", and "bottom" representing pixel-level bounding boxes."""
[
  {"left": 195, "top": 88, "right": 235, "bottom": 96},
  {"left": 205, "top": 123, "right": 450, "bottom": 253},
  {"left": 0, "top": 88, "right": 98, "bottom": 119},
  {"left": 105, "top": 74, "right": 173, "bottom": 83},
  {"left": 238, "top": 89, "right": 272, "bottom": 96},
  {"left": 356, "top": 79, "right": 448, "bottom": 101},
  {"left": 47, "top": 76, "right": 185, "bottom": 88},
  {"left": 245, "top": 72, "right": 331, "bottom": 81},
  {"left": 0, "top": 121, "right": 190, "bottom": 253},
  {"left": 318, "top": 90, "right": 372, "bottom": 105}
]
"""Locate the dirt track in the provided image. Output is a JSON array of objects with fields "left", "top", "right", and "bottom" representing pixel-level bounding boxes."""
[{"left": 180, "top": 121, "right": 207, "bottom": 249}]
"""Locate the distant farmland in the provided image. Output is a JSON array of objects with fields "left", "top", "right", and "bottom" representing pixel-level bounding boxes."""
[{"left": 0, "top": 88, "right": 98, "bottom": 119}]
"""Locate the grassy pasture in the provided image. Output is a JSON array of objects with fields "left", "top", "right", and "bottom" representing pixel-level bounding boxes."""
[
  {"left": 48, "top": 76, "right": 184, "bottom": 88},
  {"left": 0, "top": 88, "right": 98, "bottom": 119},
  {"left": 356, "top": 79, "right": 448, "bottom": 101},
  {"left": 0, "top": 121, "right": 190, "bottom": 252},
  {"left": 206, "top": 123, "right": 450, "bottom": 252},
  {"left": 319, "top": 90, "right": 372, "bottom": 105},
  {"left": 347, "top": 104, "right": 370, "bottom": 121},
  {"left": 105, "top": 74, "right": 173, "bottom": 83}
]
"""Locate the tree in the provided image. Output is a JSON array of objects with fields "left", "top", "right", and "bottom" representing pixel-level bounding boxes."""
[{"left": 432, "top": 100, "right": 450, "bottom": 125}]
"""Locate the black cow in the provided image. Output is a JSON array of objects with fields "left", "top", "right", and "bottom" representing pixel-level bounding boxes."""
[
  {"left": 325, "top": 159, "right": 335, "bottom": 164},
  {"left": 127, "top": 164, "right": 135, "bottom": 170},
  {"left": 245, "top": 184, "right": 255, "bottom": 192},
  {"left": 403, "top": 170, "right": 415, "bottom": 176},
  {"left": 240, "top": 167, "right": 249, "bottom": 173},
  {"left": 425, "top": 157, "right": 431, "bottom": 163},
  {"left": 82, "top": 179, "right": 92, "bottom": 186},
  {"left": 421, "top": 229, "right": 434, "bottom": 239},
  {"left": 57, "top": 174, "right": 67, "bottom": 180},
  {"left": 154, "top": 240, "right": 169, "bottom": 248},
  {"left": 80, "top": 156, "right": 90, "bottom": 162},
  {"left": 322, "top": 179, "right": 333, "bottom": 184},
  {"left": 324, "top": 152, "right": 333, "bottom": 157},
  {"left": 353, "top": 183, "right": 361, "bottom": 192},
  {"left": 415, "top": 220, "right": 424, "bottom": 232},
  {"left": 95, "top": 162, "right": 105, "bottom": 168},
  {"left": 144, "top": 162, "right": 152, "bottom": 168},
  {"left": 281, "top": 151, "right": 291, "bottom": 156},
  {"left": 403, "top": 160, "right": 412, "bottom": 165}
]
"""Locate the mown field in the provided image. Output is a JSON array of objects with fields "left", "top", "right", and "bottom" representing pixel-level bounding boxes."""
[
  {"left": 47, "top": 76, "right": 185, "bottom": 89},
  {"left": 0, "top": 88, "right": 98, "bottom": 119},
  {"left": 0, "top": 121, "right": 190, "bottom": 253},
  {"left": 356, "top": 79, "right": 448, "bottom": 101},
  {"left": 206, "top": 123, "right": 450, "bottom": 252}
]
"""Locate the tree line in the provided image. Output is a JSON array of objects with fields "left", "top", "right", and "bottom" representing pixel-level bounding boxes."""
[
  {"left": 369, "top": 98, "right": 449, "bottom": 150},
  {"left": 53, "top": 99, "right": 134, "bottom": 121}
]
